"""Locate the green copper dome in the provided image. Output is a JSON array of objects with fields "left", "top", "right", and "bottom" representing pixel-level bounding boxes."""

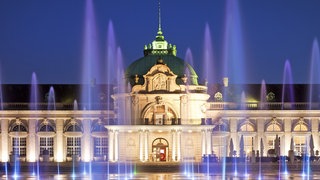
[
  {"left": 126, "top": 54, "right": 199, "bottom": 86},
  {"left": 126, "top": 11, "right": 199, "bottom": 87}
]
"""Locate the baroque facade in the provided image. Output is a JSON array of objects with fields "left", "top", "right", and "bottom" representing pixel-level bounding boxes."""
[{"left": 0, "top": 26, "right": 319, "bottom": 164}]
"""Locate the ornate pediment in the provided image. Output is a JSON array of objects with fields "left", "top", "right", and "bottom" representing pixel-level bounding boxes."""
[{"left": 132, "top": 62, "right": 180, "bottom": 93}]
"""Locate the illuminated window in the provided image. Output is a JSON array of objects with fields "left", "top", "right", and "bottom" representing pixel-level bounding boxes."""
[
  {"left": 39, "top": 124, "right": 55, "bottom": 157},
  {"left": 266, "top": 136, "right": 275, "bottom": 150},
  {"left": 239, "top": 123, "right": 255, "bottom": 132},
  {"left": 294, "top": 136, "right": 306, "bottom": 156},
  {"left": 212, "top": 136, "right": 227, "bottom": 157},
  {"left": 293, "top": 121, "right": 308, "bottom": 132},
  {"left": 40, "top": 137, "right": 54, "bottom": 157},
  {"left": 243, "top": 136, "right": 254, "bottom": 155},
  {"left": 94, "top": 138, "right": 108, "bottom": 157},
  {"left": 66, "top": 121, "right": 82, "bottom": 157},
  {"left": 266, "top": 121, "right": 281, "bottom": 132},
  {"left": 67, "top": 137, "right": 81, "bottom": 157},
  {"left": 12, "top": 137, "right": 26, "bottom": 156},
  {"left": 92, "top": 121, "right": 108, "bottom": 157}
]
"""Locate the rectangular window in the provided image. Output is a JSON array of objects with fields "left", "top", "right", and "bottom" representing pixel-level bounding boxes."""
[
  {"left": 243, "top": 136, "right": 253, "bottom": 155},
  {"left": 212, "top": 136, "right": 227, "bottom": 157},
  {"left": 12, "top": 137, "right": 26, "bottom": 156},
  {"left": 39, "top": 137, "right": 54, "bottom": 157},
  {"left": 94, "top": 137, "right": 108, "bottom": 156},
  {"left": 294, "top": 136, "right": 306, "bottom": 156},
  {"left": 267, "top": 136, "right": 275, "bottom": 151},
  {"left": 67, "top": 137, "right": 81, "bottom": 157}
]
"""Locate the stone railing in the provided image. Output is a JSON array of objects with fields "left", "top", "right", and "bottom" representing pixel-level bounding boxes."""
[{"left": 207, "top": 102, "right": 320, "bottom": 110}]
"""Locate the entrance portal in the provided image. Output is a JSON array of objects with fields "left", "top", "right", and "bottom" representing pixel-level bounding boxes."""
[{"left": 152, "top": 138, "right": 169, "bottom": 162}]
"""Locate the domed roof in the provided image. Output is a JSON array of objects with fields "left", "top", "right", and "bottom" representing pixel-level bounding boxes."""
[
  {"left": 125, "top": 12, "right": 199, "bottom": 87},
  {"left": 126, "top": 54, "right": 198, "bottom": 86}
]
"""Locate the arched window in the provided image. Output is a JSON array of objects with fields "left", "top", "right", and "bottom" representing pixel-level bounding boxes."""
[
  {"left": 212, "top": 119, "right": 229, "bottom": 132},
  {"left": 239, "top": 123, "right": 255, "bottom": 132},
  {"left": 266, "top": 119, "right": 282, "bottom": 132},
  {"left": 10, "top": 120, "right": 27, "bottom": 157},
  {"left": 38, "top": 123, "right": 55, "bottom": 157},
  {"left": 293, "top": 123, "right": 308, "bottom": 132},
  {"left": 11, "top": 124, "right": 27, "bottom": 157},
  {"left": 65, "top": 120, "right": 82, "bottom": 157},
  {"left": 12, "top": 125, "right": 27, "bottom": 132},
  {"left": 39, "top": 124, "right": 55, "bottom": 132},
  {"left": 92, "top": 123, "right": 107, "bottom": 132},
  {"left": 292, "top": 119, "right": 309, "bottom": 132},
  {"left": 238, "top": 119, "right": 256, "bottom": 132},
  {"left": 213, "top": 124, "right": 228, "bottom": 132},
  {"left": 266, "top": 124, "right": 281, "bottom": 131},
  {"left": 66, "top": 124, "right": 82, "bottom": 132},
  {"left": 92, "top": 120, "right": 108, "bottom": 158}
]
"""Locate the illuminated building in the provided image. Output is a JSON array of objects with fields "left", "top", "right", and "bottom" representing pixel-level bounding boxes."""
[{"left": 0, "top": 15, "right": 318, "bottom": 164}]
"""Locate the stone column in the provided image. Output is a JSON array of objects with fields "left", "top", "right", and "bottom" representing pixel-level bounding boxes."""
[
  {"left": 177, "top": 130, "right": 181, "bottom": 161},
  {"left": 27, "top": 119, "right": 37, "bottom": 162},
  {"left": 55, "top": 118, "right": 64, "bottom": 162},
  {"left": 206, "top": 129, "right": 212, "bottom": 154},
  {"left": 144, "top": 130, "right": 149, "bottom": 161},
  {"left": 114, "top": 130, "right": 119, "bottom": 161},
  {"left": 201, "top": 129, "right": 206, "bottom": 155},
  {"left": 171, "top": 129, "right": 176, "bottom": 161},
  {"left": 81, "top": 119, "right": 91, "bottom": 162},
  {"left": 139, "top": 130, "right": 143, "bottom": 161},
  {"left": 283, "top": 117, "right": 292, "bottom": 156},
  {"left": 1, "top": 119, "right": 8, "bottom": 162},
  {"left": 108, "top": 130, "right": 114, "bottom": 161}
]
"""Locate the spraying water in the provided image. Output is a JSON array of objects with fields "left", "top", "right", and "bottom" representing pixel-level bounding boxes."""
[
  {"left": 223, "top": 0, "right": 246, "bottom": 84},
  {"left": 81, "top": 0, "right": 100, "bottom": 110},
  {"left": 308, "top": 38, "right": 320, "bottom": 109},
  {"left": 281, "top": 60, "right": 295, "bottom": 110},
  {"left": 260, "top": 80, "right": 267, "bottom": 110},
  {"left": 202, "top": 23, "right": 215, "bottom": 84},
  {"left": 105, "top": 20, "right": 117, "bottom": 125}
]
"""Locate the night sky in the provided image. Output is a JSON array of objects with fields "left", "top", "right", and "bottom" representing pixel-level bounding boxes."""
[{"left": 0, "top": 0, "right": 320, "bottom": 84}]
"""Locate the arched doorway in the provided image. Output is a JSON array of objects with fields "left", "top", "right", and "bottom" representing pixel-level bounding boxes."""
[{"left": 152, "top": 138, "right": 169, "bottom": 162}]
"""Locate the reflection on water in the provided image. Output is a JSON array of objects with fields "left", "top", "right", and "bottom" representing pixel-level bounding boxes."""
[{"left": 2, "top": 173, "right": 320, "bottom": 180}]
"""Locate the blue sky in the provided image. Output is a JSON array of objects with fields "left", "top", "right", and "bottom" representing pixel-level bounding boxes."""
[{"left": 0, "top": 0, "right": 320, "bottom": 84}]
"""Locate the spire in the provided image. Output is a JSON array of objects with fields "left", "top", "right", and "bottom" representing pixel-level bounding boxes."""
[
  {"left": 156, "top": 0, "right": 164, "bottom": 40},
  {"left": 158, "top": 0, "right": 162, "bottom": 34},
  {"left": 143, "top": 0, "right": 177, "bottom": 56}
]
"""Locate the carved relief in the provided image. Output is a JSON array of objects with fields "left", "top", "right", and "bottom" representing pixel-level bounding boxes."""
[
  {"left": 131, "top": 62, "right": 181, "bottom": 93},
  {"left": 153, "top": 73, "right": 167, "bottom": 90},
  {"left": 132, "top": 95, "right": 139, "bottom": 105},
  {"left": 181, "top": 95, "right": 188, "bottom": 104}
]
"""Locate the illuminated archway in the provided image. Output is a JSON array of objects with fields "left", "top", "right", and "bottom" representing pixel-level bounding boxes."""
[
  {"left": 141, "top": 100, "right": 178, "bottom": 125},
  {"left": 151, "top": 138, "right": 169, "bottom": 162}
]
